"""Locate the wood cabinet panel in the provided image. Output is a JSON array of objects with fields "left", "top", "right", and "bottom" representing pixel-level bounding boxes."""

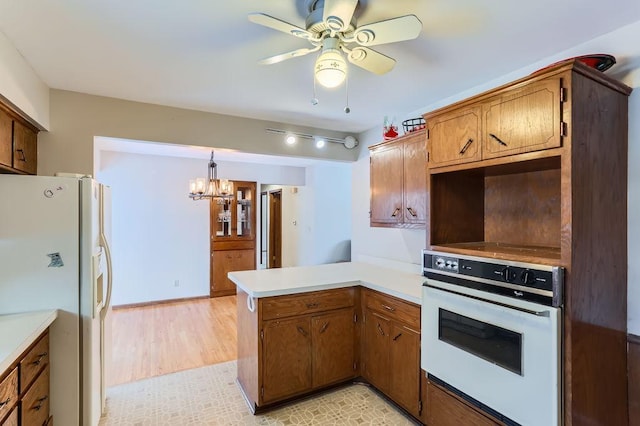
[
  {"left": 2, "top": 407, "right": 18, "bottom": 426},
  {"left": 21, "top": 365, "right": 50, "bottom": 426},
  {"left": 363, "top": 310, "right": 390, "bottom": 393},
  {"left": 389, "top": 323, "right": 420, "bottom": 418},
  {"left": 211, "top": 249, "right": 255, "bottom": 297},
  {"left": 426, "top": 380, "right": 499, "bottom": 426},
  {"left": 363, "top": 289, "right": 420, "bottom": 330},
  {"left": 20, "top": 332, "right": 49, "bottom": 393},
  {"left": 369, "top": 130, "right": 426, "bottom": 228},
  {"left": 311, "top": 309, "right": 355, "bottom": 388},
  {"left": 261, "top": 317, "right": 312, "bottom": 403},
  {"left": 0, "top": 109, "right": 12, "bottom": 168},
  {"left": 0, "top": 368, "right": 17, "bottom": 422},
  {"left": 261, "top": 288, "right": 354, "bottom": 321},
  {"left": 370, "top": 143, "right": 403, "bottom": 225},
  {"left": 483, "top": 78, "right": 562, "bottom": 159},
  {"left": 403, "top": 136, "right": 427, "bottom": 224},
  {"left": 427, "top": 106, "right": 481, "bottom": 167},
  {"left": 12, "top": 120, "right": 37, "bottom": 175},
  {"left": 630, "top": 335, "right": 640, "bottom": 426}
]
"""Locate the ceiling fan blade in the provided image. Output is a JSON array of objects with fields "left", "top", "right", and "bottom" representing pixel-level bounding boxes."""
[
  {"left": 248, "top": 13, "right": 312, "bottom": 40},
  {"left": 258, "top": 46, "right": 321, "bottom": 65},
  {"left": 323, "top": 0, "right": 358, "bottom": 31},
  {"left": 345, "top": 47, "right": 396, "bottom": 75},
  {"left": 352, "top": 15, "right": 422, "bottom": 47}
]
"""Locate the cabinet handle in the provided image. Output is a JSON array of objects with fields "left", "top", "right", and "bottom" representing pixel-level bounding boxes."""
[
  {"left": 0, "top": 398, "right": 10, "bottom": 408},
  {"left": 459, "top": 138, "right": 474, "bottom": 155},
  {"left": 376, "top": 323, "right": 385, "bottom": 336},
  {"left": 320, "top": 321, "right": 330, "bottom": 334},
  {"left": 393, "top": 333, "right": 403, "bottom": 341},
  {"left": 32, "top": 395, "right": 48, "bottom": 411},
  {"left": 306, "top": 302, "right": 319, "bottom": 309},
  {"left": 381, "top": 304, "right": 395, "bottom": 312},
  {"left": 32, "top": 352, "right": 48, "bottom": 366},
  {"left": 406, "top": 207, "right": 417, "bottom": 217},
  {"left": 16, "top": 148, "right": 27, "bottom": 162},
  {"left": 489, "top": 133, "right": 508, "bottom": 146},
  {"left": 391, "top": 207, "right": 400, "bottom": 218},
  {"left": 296, "top": 326, "right": 308, "bottom": 337}
]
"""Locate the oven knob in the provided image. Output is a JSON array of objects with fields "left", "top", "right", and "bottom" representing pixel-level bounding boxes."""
[
  {"left": 521, "top": 270, "right": 536, "bottom": 285},
  {"left": 501, "top": 267, "right": 517, "bottom": 282},
  {"left": 450, "top": 261, "right": 458, "bottom": 271},
  {"left": 435, "top": 258, "right": 446, "bottom": 268}
]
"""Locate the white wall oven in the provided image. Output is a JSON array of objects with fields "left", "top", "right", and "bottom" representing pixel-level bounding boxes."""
[{"left": 421, "top": 250, "right": 564, "bottom": 426}]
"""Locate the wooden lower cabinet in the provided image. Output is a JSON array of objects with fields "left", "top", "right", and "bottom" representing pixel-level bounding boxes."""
[
  {"left": 426, "top": 380, "right": 501, "bottom": 426},
  {"left": 262, "top": 316, "right": 312, "bottom": 403},
  {"left": 0, "top": 330, "right": 51, "bottom": 426},
  {"left": 362, "top": 289, "right": 422, "bottom": 419},
  {"left": 211, "top": 248, "right": 255, "bottom": 297},
  {"left": 237, "top": 288, "right": 357, "bottom": 411}
]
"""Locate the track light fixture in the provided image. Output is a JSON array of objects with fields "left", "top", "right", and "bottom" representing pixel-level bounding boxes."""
[{"left": 266, "top": 128, "right": 358, "bottom": 149}]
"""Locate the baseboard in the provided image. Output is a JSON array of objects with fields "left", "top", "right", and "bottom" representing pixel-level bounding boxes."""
[
  {"left": 630, "top": 334, "right": 640, "bottom": 426},
  {"left": 112, "top": 295, "right": 210, "bottom": 310}
]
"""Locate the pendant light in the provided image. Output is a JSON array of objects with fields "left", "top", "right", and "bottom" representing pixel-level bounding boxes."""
[{"left": 188, "top": 151, "right": 233, "bottom": 201}]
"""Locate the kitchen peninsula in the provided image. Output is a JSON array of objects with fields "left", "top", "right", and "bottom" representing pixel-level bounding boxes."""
[{"left": 229, "top": 262, "right": 429, "bottom": 422}]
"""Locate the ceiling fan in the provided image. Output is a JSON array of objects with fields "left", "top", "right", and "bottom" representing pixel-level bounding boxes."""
[{"left": 248, "top": 0, "right": 422, "bottom": 88}]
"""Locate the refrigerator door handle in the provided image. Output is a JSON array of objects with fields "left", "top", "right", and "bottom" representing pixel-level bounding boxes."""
[{"left": 99, "top": 231, "right": 113, "bottom": 321}]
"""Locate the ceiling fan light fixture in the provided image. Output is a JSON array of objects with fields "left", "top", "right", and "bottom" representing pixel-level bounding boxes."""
[{"left": 315, "top": 48, "right": 347, "bottom": 88}]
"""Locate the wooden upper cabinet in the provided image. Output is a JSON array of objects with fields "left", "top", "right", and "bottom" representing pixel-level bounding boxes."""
[
  {"left": 403, "top": 135, "right": 427, "bottom": 225},
  {"left": 0, "top": 109, "right": 12, "bottom": 168},
  {"left": 211, "top": 181, "right": 256, "bottom": 243},
  {"left": 483, "top": 77, "right": 562, "bottom": 159},
  {"left": 427, "top": 106, "right": 481, "bottom": 168},
  {"left": 12, "top": 120, "right": 38, "bottom": 175},
  {"left": 0, "top": 103, "right": 39, "bottom": 175},
  {"left": 370, "top": 142, "right": 403, "bottom": 225},
  {"left": 425, "top": 76, "right": 564, "bottom": 169},
  {"left": 369, "top": 130, "right": 426, "bottom": 228}
]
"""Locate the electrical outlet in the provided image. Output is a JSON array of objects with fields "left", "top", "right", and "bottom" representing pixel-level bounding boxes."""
[{"left": 174, "top": 280, "right": 180, "bottom": 287}]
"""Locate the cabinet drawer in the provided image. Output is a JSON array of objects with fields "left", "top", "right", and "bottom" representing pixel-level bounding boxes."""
[
  {"left": 20, "top": 332, "right": 49, "bottom": 392},
  {"left": 261, "top": 288, "right": 355, "bottom": 321},
  {"left": 364, "top": 290, "right": 420, "bottom": 330},
  {"left": 0, "top": 368, "right": 18, "bottom": 422},
  {"left": 2, "top": 406, "right": 18, "bottom": 426},
  {"left": 21, "top": 365, "right": 50, "bottom": 426}
]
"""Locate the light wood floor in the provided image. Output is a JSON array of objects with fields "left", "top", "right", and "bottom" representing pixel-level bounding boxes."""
[{"left": 107, "top": 296, "right": 237, "bottom": 387}]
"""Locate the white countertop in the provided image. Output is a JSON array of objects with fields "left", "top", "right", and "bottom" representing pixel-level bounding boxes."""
[
  {"left": 0, "top": 310, "right": 58, "bottom": 374},
  {"left": 228, "top": 261, "right": 425, "bottom": 304}
]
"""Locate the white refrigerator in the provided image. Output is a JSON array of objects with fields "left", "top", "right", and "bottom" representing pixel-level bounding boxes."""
[{"left": 0, "top": 174, "right": 113, "bottom": 426}]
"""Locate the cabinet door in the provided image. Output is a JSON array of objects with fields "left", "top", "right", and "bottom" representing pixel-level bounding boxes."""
[
  {"left": 389, "top": 323, "right": 421, "bottom": 418},
  {"left": 403, "top": 136, "right": 427, "bottom": 225},
  {"left": 427, "top": 106, "right": 481, "bottom": 168},
  {"left": 211, "top": 181, "right": 256, "bottom": 242},
  {"left": 363, "top": 310, "right": 390, "bottom": 392},
  {"left": 312, "top": 309, "right": 355, "bottom": 388},
  {"left": 261, "top": 317, "right": 312, "bottom": 403},
  {"left": 426, "top": 380, "right": 500, "bottom": 426},
  {"left": 211, "top": 249, "right": 255, "bottom": 297},
  {"left": 483, "top": 78, "right": 562, "bottom": 159},
  {"left": 0, "top": 109, "right": 12, "bottom": 168},
  {"left": 12, "top": 120, "right": 37, "bottom": 175},
  {"left": 370, "top": 143, "right": 403, "bottom": 225}
]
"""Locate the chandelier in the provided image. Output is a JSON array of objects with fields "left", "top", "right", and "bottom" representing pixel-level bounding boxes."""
[{"left": 188, "top": 151, "right": 233, "bottom": 201}]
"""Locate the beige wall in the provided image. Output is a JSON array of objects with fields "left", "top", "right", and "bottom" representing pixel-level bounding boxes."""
[{"left": 38, "top": 89, "right": 359, "bottom": 176}]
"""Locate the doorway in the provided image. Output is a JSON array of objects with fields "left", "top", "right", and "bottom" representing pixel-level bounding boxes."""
[{"left": 268, "top": 190, "right": 282, "bottom": 268}]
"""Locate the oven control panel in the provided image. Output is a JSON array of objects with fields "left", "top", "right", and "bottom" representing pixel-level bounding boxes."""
[{"left": 422, "top": 249, "right": 564, "bottom": 307}]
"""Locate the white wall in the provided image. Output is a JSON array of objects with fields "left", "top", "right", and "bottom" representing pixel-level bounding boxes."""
[
  {"left": 351, "top": 21, "right": 640, "bottom": 335},
  {"left": 0, "top": 30, "right": 49, "bottom": 129},
  {"left": 96, "top": 149, "right": 309, "bottom": 305},
  {"left": 97, "top": 149, "right": 351, "bottom": 305}
]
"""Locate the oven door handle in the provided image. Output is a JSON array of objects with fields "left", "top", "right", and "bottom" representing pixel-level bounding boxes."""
[{"left": 424, "top": 284, "right": 550, "bottom": 317}]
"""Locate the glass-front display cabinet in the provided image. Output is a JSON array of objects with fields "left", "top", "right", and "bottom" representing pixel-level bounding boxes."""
[{"left": 211, "top": 180, "right": 256, "bottom": 242}]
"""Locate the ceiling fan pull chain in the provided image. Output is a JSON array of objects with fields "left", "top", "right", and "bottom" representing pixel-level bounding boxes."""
[{"left": 344, "top": 73, "right": 351, "bottom": 114}]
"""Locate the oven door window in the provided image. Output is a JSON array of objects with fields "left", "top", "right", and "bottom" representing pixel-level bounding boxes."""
[{"left": 439, "top": 308, "right": 522, "bottom": 375}]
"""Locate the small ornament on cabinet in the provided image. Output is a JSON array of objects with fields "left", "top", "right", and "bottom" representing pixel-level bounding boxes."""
[{"left": 383, "top": 116, "right": 398, "bottom": 140}]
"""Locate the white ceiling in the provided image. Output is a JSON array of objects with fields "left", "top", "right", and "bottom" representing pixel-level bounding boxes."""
[{"left": 1, "top": 0, "right": 640, "bottom": 135}]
